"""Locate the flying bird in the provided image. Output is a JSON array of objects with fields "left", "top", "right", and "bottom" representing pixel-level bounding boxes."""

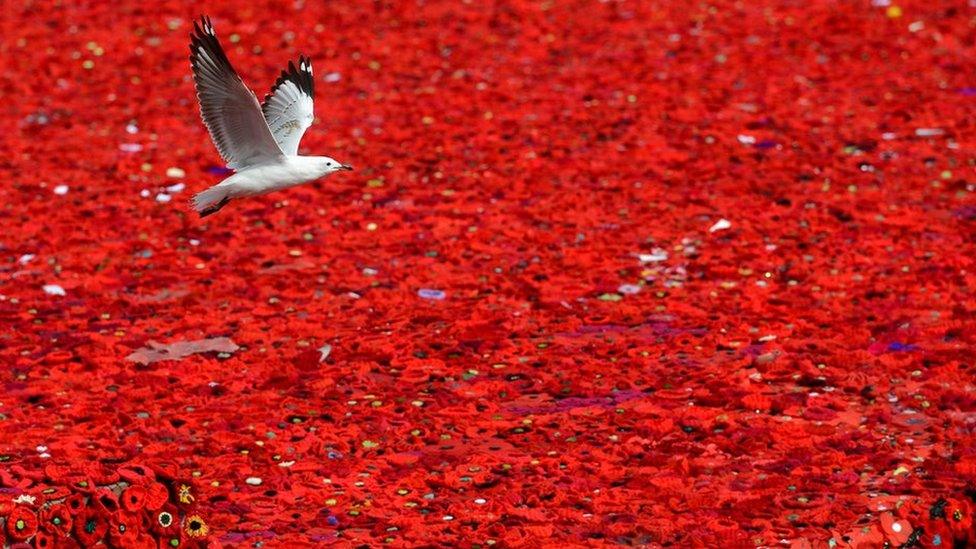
[{"left": 188, "top": 16, "right": 352, "bottom": 218}]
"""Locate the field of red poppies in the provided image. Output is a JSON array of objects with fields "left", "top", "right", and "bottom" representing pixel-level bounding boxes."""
[{"left": 2, "top": 0, "right": 976, "bottom": 547}]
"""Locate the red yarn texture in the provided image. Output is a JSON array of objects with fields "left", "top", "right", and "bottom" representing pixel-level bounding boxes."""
[{"left": 2, "top": 0, "right": 976, "bottom": 547}]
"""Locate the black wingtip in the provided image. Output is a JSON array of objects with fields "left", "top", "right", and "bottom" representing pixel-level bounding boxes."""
[{"left": 262, "top": 54, "right": 315, "bottom": 110}]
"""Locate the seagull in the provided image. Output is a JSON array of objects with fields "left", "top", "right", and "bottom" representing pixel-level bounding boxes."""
[{"left": 188, "top": 16, "right": 352, "bottom": 218}]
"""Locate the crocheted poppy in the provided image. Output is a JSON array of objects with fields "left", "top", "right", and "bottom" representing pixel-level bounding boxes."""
[
  {"left": 130, "top": 533, "right": 159, "bottom": 549},
  {"left": 93, "top": 489, "right": 121, "bottom": 515},
  {"left": 33, "top": 530, "right": 54, "bottom": 549},
  {"left": 158, "top": 536, "right": 182, "bottom": 549},
  {"left": 107, "top": 511, "right": 141, "bottom": 547},
  {"left": 73, "top": 507, "right": 108, "bottom": 547},
  {"left": 949, "top": 501, "right": 974, "bottom": 537},
  {"left": 85, "top": 463, "right": 120, "bottom": 486},
  {"left": 184, "top": 514, "right": 210, "bottom": 538},
  {"left": 71, "top": 478, "right": 96, "bottom": 495},
  {"left": 40, "top": 503, "right": 73, "bottom": 537},
  {"left": 5, "top": 506, "right": 38, "bottom": 542},
  {"left": 880, "top": 512, "right": 912, "bottom": 545},
  {"left": 35, "top": 486, "right": 71, "bottom": 503},
  {"left": 64, "top": 494, "right": 86, "bottom": 516},
  {"left": 121, "top": 485, "right": 148, "bottom": 512},
  {"left": 149, "top": 504, "right": 180, "bottom": 536},
  {"left": 118, "top": 463, "right": 154, "bottom": 483},
  {"left": 144, "top": 482, "right": 171, "bottom": 511}
]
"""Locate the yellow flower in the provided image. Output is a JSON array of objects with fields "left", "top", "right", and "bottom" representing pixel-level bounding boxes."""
[
  {"left": 185, "top": 515, "right": 210, "bottom": 537},
  {"left": 178, "top": 484, "right": 195, "bottom": 504}
]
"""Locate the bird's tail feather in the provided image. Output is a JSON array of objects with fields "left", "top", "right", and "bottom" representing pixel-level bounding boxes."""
[{"left": 192, "top": 185, "right": 229, "bottom": 214}]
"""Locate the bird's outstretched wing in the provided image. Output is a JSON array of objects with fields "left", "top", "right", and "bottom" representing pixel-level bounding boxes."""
[
  {"left": 262, "top": 56, "right": 315, "bottom": 156},
  {"left": 189, "top": 16, "right": 283, "bottom": 170}
]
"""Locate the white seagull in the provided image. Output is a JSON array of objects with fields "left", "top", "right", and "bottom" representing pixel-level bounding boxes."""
[{"left": 188, "top": 16, "right": 352, "bottom": 218}]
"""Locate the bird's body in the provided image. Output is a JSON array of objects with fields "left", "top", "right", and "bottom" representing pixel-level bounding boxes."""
[
  {"left": 187, "top": 16, "right": 351, "bottom": 217},
  {"left": 193, "top": 156, "right": 338, "bottom": 209}
]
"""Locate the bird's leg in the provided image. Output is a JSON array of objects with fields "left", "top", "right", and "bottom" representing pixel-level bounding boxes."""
[{"left": 199, "top": 196, "right": 230, "bottom": 218}]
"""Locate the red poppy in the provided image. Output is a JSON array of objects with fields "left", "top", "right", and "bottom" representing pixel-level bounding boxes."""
[
  {"left": 92, "top": 488, "right": 120, "bottom": 514},
  {"left": 144, "top": 482, "right": 171, "bottom": 511},
  {"left": 40, "top": 503, "right": 73, "bottom": 537},
  {"left": 55, "top": 538, "right": 82, "bottom": 549},
  {"left": 880, "top": 511, "right": 912, "bottom": 545},
  {"left": 845, "top": 524, "right": 885, "bottom": 547},
  {"left": 73, "top": 507, "right": 108, "bottom": 547},
  {"left": 43, "top": 464, "right": 70, "bottom": 482},
  {"left": 119, "top": 463, "right": 154, "bottom": 483},
  {"left": 71, "top": 478, "right": 97, "bottom": 495},
  {"left": 64, "top": 494, "right": 87, "bottom": 516},
  {"left": 86, "top": 464, "right": 120, "bottom": 486},
  {"left": 35, "top": 486, "right": 71, "bottom": 503},
  {"left": 107, "top": 511, "right": 141, "bottom": 547},
  {"left": 5, "top": 506, "right": 38, "bottom": 542},
  {"left": 149, "top": 462, "right": 180, "bottom": 481},
  {"left": 130, "top": 533, "right": 159, "bottom": 549},
  {"left": 157, "top": 537, "right": 182, "bottom": 549},
  {"left": 33, "top": 530, "right": 55, "bottom": 549},
  {"left": 949, "top": 500, "right": 974, "bottom": 537},
  {"left": 183, "top": 514, "right": 210, "bottom": 539},
  {"left": 149, "top": 504, "right": 180, "bottom": 536},
  {"left": 122, "top": 485, "right": 148, "bottom": 512}
]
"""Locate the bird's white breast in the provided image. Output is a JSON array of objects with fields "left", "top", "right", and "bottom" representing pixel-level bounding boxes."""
[{"left": 221, "top": 156, "right": 323, "bottom": 197}]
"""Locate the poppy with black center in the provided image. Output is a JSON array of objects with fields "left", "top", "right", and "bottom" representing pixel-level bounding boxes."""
[
  {"left": 158, "top": 511, "right": 173, "bottom": 527},
  {"left": 67, "top": 497, "right": 83, "bottom": 512},
  {"left": 184, "top": 514, "right": 210, "bottom": 537}
]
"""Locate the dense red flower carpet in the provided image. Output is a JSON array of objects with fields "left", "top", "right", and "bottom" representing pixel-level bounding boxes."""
[{"left": 2, "top": 0, "right": 976, "bottom": 546}]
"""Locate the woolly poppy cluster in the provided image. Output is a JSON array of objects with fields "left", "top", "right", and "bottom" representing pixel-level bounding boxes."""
[
  {"left": 0, "top": 464, "right": 211, "bottom": 548},
  {"left": 3, "top": 0, "right": 976, "bottom": 546}
]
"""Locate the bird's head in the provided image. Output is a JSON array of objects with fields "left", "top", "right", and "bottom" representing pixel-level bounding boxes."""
[{"left": 318, "top": 156, "right": 353, "bottom": 177}]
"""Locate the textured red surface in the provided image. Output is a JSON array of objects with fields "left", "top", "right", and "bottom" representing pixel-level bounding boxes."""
[{"left": 2, "top": 0, "right": 976, "bottom": 547}]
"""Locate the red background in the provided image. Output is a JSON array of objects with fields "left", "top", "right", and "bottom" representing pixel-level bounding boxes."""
[{"left": 2, "top": 0, "right": 976, "bottom": 546}]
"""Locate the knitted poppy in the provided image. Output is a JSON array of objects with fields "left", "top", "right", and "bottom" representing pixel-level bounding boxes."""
[
  {"left": 107, "top": 511, "right": 141, "bottom": 547},
  {"left": 150, "top": 504, "right": 181, "bottom": 536},
  {"left": 40, "top": 504, "right": 73, "bottom": 537},
  {"left": 86, "top": 464, "right": 120, "bottom": 486},
  {"left": 35, "top": 486, "right": 71, "bottom": 503},
  {"left": 144, "top": 482, "right": 171, "bottom": 511},
  {"left": 157, "top": 537, "right": 182, "bottom": 549},
  {"left": 845, "top": 525, "right": 885, "bottom": 546},
  {"left": 118, "top": 463, "right": 154, "bottom": 483},
  {"left": 130, "top": 533, "right": 159, "bottom": 549},
  {"left": 150, "top": 462, "right": 180, "bottom": 482},
  {"left": 5, "top": 506, "right": 38, "bottom": 542},
  {"left": 64, "top": 494, "right": 86, "bottom": 516},
  {"left": 73, "top": 507, "right": 108, "bottom": 547},
  {"left": 880, "top": 512, "right": 911, "bottom": 545},
  {"left": 183, "top": 514, "right": 210, "bottom": 538},
  {"left": 71, "top": 478, "right": 96, "bottom": 495},
  {"left": 949, "top": 501, "right": 974, "bottom": 537},
  {"left": 33, "top": 530, "right": 55, "bottom": 549},
  {"left": 121, "top": 485, "right": 148, "bottom": 512},
  {"left": 92, "top": 488, "right": 120, "bottom": 514}
]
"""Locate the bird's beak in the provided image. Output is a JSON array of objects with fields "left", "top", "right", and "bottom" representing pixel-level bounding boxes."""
[{"left": 340, "top": 164, "right": 353, "bottom": 171}]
